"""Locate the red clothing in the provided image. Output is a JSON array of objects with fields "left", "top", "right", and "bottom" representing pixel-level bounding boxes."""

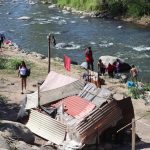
[
  {"left": 107, "top": 64, "right": 114, "bottom": 72},
  {"left": 64, "top": 55, "right": 71, "bottom": 71},
  {"left": 84, "top": 48, "right": 93, "bottom": 62}
]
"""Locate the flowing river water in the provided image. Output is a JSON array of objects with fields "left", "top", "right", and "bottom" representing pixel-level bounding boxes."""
[{"left": 0, "top": 0, "right": 150, "bottom": 81}]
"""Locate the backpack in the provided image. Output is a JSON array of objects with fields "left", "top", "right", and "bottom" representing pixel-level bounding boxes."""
[{"left": 26, "top": 68, "right": 30, "bottom": 76}]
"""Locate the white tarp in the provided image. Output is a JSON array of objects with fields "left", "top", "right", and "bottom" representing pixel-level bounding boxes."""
[
  {"left": 40, "top": 71, "right": 78, "bottom": 92},
  {"left": 25, "top": 92, "right": 38, "bottom": 109},
  {"left": 99, "top": 56, "right": 124, "bottom": 67}
]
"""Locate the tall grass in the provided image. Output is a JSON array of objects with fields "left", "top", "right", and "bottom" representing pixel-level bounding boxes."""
[
  {"left": 57, "top": 0, "right": 102, "bottom": 11},
  {"left": 0, "top": 57, "right": 32, "bottom": 70}
]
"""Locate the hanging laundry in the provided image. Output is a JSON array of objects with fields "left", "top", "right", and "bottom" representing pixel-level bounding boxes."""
[{"left": 64, "top": 54, "right": 71, "bottom": 71}]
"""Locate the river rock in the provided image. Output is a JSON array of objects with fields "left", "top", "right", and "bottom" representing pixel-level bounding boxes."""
[
  {"left": 48, "top": 4, "right": 57, "bottom": 9},
  {"left": 36, "top": 53, "right": 46, "bottom": 59},
  {"left": 0, "top": 135, "right": 11, "bottom": 150},
  {"left": 17, "top": 16, "right": 31, "bottom": 20},
  {"left": 99, "top": 55, "right": 131, "bottom": 72},
  {"left": 0, "top": 120, "right": 35, "bottom": 144},
  {"left": 14, "top": 141, "right": 37, "bottom": 150}
]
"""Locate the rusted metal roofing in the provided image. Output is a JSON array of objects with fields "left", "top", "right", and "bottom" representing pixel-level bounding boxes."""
[
  {"left": 52, "top": 96, "right": 95, "bottom": 119},
  {"left": 26, "top": 109, "right": 67, "bottom": 145},
  {"left": 73, "top": 100, "right": 122, "bottom": 143}
]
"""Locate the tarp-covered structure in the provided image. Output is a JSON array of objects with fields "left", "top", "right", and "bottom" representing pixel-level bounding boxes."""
[
  {"left": 24, "top": 71, "right": 134, "bottom": 149},
  {"left": 25, "top": 71, "right": 85, "bottom": 109}
]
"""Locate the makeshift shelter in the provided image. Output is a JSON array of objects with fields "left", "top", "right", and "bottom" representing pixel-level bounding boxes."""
[
  {"left": 22, "top": 71, "right": 134, "bottom": 149},
  {"left": 25, "top": 71, "right": 85, "bottom": 109}
]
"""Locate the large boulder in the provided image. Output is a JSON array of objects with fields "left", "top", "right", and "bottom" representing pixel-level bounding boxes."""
[
  {"left": 99, "top": 56, "right": 131, "bottom": 72},
  {"left": 0, "top": 120, "right": 35, "bottom": 144},
  {"left": 99, "top": 56, "right": 123, "bottom": 66},
  {"left": 14, "top": 141, "right": 36, "bottom": 150},
  {"left": 0, "top": 135, "right": 11, "bottom": 150}
]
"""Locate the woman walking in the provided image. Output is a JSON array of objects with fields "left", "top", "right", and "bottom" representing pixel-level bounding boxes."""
[{"left": 18, "top": 61, "right": 28, "bottom": 94}]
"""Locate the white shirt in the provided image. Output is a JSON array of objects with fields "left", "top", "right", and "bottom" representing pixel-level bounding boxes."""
[{"left": 19, "top": 66, "right": 27, "bottom": 75}]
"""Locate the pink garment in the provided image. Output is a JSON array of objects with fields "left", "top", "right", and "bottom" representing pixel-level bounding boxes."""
[{"left": 64, "top": 54, "right": 71, "bottom": 71}]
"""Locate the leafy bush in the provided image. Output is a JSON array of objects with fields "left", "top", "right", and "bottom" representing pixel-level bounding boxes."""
[
  {"left": 0, "top": 57, "right": 32, "bottom": 70},
  {"left": 5, "top": 58, "right": 22, "bottom": 70},
  {"left": 0, "top": 95, "right": 7, "bottom": 103},
  {"left": 0, "top": 57, "right": 7, "bottom": 69},
  {"left": 108, "top": 1, "right": 125, "bottom": 16},
  {"left": 143, "top": 82, "right": 150, "bottom": 91},
  {"left": 57, "top": 0, "right": 101, "bottom": 11},
  {"left": 128, "top": 87, "right": 143, "bottom": 99},
  {"left": 56, "top": 0, "right": 150, "bottom": 17}
]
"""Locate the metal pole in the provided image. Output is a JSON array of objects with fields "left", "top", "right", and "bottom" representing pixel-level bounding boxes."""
[
  {"left": 48, "top": 33, "right": 51, "bottom": 73},
  {"left": 132, "top": 118, "right": 136, "bottom": 150}
]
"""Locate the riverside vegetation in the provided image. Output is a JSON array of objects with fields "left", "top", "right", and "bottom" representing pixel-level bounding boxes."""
[
  {"left": 55, "top": 0, "right": 150, "bottom": 17},
  {"left": 48, "top": 0, "right": 150, "bottom": 26}
]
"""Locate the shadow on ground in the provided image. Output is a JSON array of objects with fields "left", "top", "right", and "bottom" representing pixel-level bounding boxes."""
[
  {"left": 115, "top": 141, "right": 150, "bottom": 150},
  {"left": 0, "top": 99, "right": 20, "bottom": 121}
]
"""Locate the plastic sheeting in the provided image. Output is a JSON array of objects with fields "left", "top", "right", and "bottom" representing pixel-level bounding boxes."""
[{"left": 40, "top": 71, "right": 78, "bottom": 92}]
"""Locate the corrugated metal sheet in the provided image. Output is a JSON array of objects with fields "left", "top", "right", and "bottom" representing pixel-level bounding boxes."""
[
  {"left": 74, "top": 100, "right": 122, "bottom": 143},
  {"left": 79, "top": 83, "right": 114, "bottom": 107},
  {"left": 26, "top": 109, "right": 67, "bottom": 145},
  {"left": 52, "top": 96, "right": 95, "bottom": 119}
]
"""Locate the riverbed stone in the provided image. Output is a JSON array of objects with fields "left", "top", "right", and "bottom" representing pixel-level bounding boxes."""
[
  {"left": 0, "top": 120, "right": 35, "bottom": 144},
  {"left": 0, "top": 135, "right": 11, "bottom": 150},
  {"left": 14, "top": 141, "right": 34, "bottom": 150},
  {"left": 36, "top": 53, "right": 46, "bottom": 59}
]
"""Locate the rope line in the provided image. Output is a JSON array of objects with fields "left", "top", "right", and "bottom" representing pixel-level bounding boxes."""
[{"left": 117, "top": 112, "right": 150, "bottom": 133}]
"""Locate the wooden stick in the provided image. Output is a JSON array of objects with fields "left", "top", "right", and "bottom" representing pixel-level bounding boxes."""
[{"left": 132, "top": 118, "right": 136, "bottom": 150}]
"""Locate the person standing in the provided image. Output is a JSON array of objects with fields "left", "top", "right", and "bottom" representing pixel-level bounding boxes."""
[
  {"left": 97, "top": 59, "right": 106, "bottom": 76},
  {"left": 84, "top": 46, "right": 94, "bottom": 71},
  {"left": 0, "top": 33, "right": 5, "bottom": 52},
  {"left": 115, "top": 59, "right": 120, "bottom": 74},
  {"left": 18, "top": 61, "right": 28, "bottom": 94},
  {"left": 51, "top": 35, "right": 56, "bottom": 47},
  {"left": 130, "top": 65, "right": 138, "bottom": 82},
  {"left": 107, "top": 63, "right": 115, "bottom": 78}
]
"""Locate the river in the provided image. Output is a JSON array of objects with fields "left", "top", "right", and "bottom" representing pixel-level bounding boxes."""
[{"left": 0, "top": 0, "right": 150, "bottom": 81}]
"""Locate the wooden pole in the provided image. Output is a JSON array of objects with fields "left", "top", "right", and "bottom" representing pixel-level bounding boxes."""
[
  {"left": 38, "top": 84, "right": 40, "bottom": 107},
  {"left": 48, "top": 33, "right": 51, "bottom": 73},
  {"left": 132, "top": 118, "right": 136, "bottom": 150}
]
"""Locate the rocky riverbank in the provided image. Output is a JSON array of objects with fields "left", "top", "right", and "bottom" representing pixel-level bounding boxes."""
[
  {"left": 48, "top": 3, "right": 150, "bottom": 27},
  {"left": 0, "top": 43, "right": 150, "bottom": 149}
]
